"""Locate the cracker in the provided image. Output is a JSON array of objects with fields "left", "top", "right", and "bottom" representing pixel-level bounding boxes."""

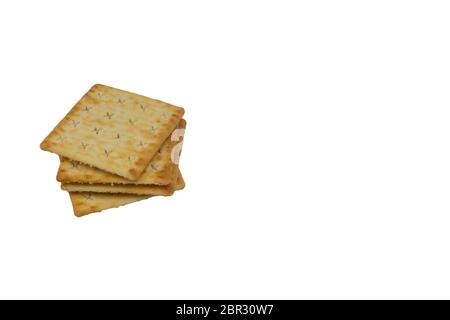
[
  {"left": 69, "top": 193, "right": 151, "bottom": 217},
  {"left": 57, "top": 119, "right": 186, "bottom": 185},
  {"left": 61, "top": 168, "right": 181, "bottom": 195},
  {"left": 69, "top": 173, "right": 185, "bottom": 217},
  {"left": 40, "top": 84, "right": 185, "bottom": 180}
]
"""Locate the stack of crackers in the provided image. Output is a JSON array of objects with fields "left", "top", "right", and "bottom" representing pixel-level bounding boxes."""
[{"left": 40, "top": 84, "right": 186, "bottom": 217}]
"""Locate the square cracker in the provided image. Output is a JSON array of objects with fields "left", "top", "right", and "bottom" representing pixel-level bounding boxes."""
[
  {"left": 61, "top": 168, "right": 182, "bottom": 196},
  {"left": 40, "top": 84, "right": 185, "bottom": 180},
  {"left": 57, "top": 119, "right": 186, "bottom": 185},
  {"left": 69, "top": 174, "right": 185, "bottom": 217}
]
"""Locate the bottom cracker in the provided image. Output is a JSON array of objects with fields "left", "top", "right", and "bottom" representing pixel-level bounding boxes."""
[
  {"left": 69, "top": 173, "right": 185, "bottom": 217},
  {"left": 69, "top": 193, "right": 150, "bottom": 217}
]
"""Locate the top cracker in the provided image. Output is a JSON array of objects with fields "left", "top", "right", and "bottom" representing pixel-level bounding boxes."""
[{"left": 40, "top": 84, "right": 184, "bottom": 180}]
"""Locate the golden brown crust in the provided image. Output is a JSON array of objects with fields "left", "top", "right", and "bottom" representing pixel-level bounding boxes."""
[{"left": 40, "top": 84, "right": 184, "bottom": 180}]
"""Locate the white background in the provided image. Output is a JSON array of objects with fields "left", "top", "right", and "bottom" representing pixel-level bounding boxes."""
[{"left": 0, "top": 0, "right": 449, "bottom": 299}]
